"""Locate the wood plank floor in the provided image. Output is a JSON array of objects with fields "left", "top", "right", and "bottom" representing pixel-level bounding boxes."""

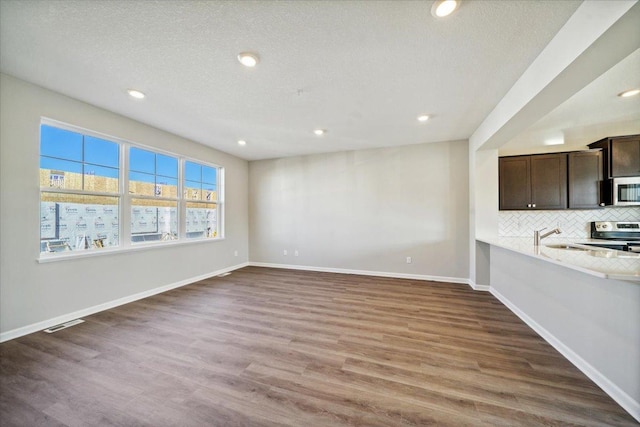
[{"left": 1, "top": 267, "right": 636, "bottom": 426}]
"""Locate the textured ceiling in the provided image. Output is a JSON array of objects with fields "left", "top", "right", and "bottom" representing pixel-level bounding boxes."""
[{"left": 0, "top": 0, "right": 582, "bottom": 160}]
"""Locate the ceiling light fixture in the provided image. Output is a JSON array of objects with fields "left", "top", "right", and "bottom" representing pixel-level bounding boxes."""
[
  {"left": 127, "top": 89, "right": 145, "bottom": 99},
  {"left": 544, "top": 138, "right": 565, "bottom": 146},
  {"left": 238, "top": 52, "right": 259, "bottom": 67},
  {"left": 417, "top": 115, "right": 430, "bottom": 122},
  {"left": 313, "top": 129, "right": 326, "bottom": 136},
  {"left": 431, "top": 0, "right": 459, "bottom": 18},
  {"left": 618, "top": 88, "right": 640, "bottom": 98},
  {"left": 237, "top": 140, "right": 247, "bottom": 146}
]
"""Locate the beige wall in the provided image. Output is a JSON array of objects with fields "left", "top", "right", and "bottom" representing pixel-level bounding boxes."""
[
  {"left": 0, "top": 74, "right": 249, "bottom": 336},
  {"left": 249, "top": 140, "right": 470, "bottom": 281}
]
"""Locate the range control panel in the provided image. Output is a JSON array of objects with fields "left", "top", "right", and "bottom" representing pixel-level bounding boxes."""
[
  {"left": 591, "top": 222, "right": 640, "bottom": 242},
  {"left": 593, "top": 222, "right": 640, "bottom": 232}
]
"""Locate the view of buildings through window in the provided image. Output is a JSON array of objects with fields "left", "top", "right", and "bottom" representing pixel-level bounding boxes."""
[{"left": 39, "top": 123, "right": 221, "bottom": 255}]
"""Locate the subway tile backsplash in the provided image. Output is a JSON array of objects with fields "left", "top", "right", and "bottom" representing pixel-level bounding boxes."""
[{"left": 498, "top": 207, "right": 640, "bottom": 238}]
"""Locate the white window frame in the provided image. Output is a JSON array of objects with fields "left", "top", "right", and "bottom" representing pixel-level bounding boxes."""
[
  {"left": 181, "top": 158, "right": 224, "bottom": 241},
  {"left": 38, "top": 118, "right": 225, "bottom": 263}
]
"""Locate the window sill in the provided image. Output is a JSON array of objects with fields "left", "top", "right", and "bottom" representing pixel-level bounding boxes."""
[{"left": 37, "top": 237, "right": 225, "bottom": 263}]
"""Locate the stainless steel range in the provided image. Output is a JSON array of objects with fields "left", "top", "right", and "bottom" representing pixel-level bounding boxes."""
[{"left": 587, "top": 221, "right": 640, "bottom": 253}]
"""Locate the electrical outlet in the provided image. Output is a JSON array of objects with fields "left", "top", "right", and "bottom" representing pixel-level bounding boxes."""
[
  {"left": 283, "top": 249, "right": 288, "bottom": 256},
  {"left": 294, "top": 250, "right": 299, "bottom": 257},
  {"left": 234, "top": 250, "right": 238, "bottom": 257},
  {"left": 406, "top": 256, "right": 412, "bottom": 264}
]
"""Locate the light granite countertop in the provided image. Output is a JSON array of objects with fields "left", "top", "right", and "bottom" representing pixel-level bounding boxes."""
[{"left": 477, "top": 236, "right": 640, "bottom": 282}]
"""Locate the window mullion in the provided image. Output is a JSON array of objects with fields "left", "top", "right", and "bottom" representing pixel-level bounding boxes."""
[
  {"left": 179, "top": 158, "right": 186, "bottom": 240},
  {"left": 121, "top": 142, "right": 131, "bottom": 249}
]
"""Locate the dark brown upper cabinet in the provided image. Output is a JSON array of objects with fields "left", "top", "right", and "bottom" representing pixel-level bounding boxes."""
[
  {"left": 499, "top": 153, "right": 567, "bottom": 210},
  {"left": 588, "top": 134, "right": 640, "bottom": 178},
  {"left": 568, "top": 150, "right": 603, "bottom": 209}
]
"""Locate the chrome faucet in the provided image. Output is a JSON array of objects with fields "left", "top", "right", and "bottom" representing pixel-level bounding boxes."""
[{"left": 534, "top": 227, "right": 561, "bottom": 246}]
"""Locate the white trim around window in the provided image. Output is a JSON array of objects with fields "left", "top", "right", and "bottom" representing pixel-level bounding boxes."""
[{"left": 38, "top": 117, "right": 225, "bottom": 262}]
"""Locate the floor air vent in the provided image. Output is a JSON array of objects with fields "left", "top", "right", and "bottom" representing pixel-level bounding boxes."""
[
  {"left": 43, "top": 319, "right": 84, "bottom": 333},
  {"left": 217, "top": 272, "right": 232, "bottom": 277}
]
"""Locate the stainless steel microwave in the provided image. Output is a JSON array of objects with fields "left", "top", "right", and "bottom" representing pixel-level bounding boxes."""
[{"left": 612, "top": 177, "right": 640, "bottom": 206}]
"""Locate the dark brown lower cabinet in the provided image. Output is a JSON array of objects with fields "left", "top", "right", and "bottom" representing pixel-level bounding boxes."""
[{"left": 568, "top": 150, "right": 603, "bottom": 208}]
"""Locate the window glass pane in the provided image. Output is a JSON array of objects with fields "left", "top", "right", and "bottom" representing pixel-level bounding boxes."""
[
  {"left": 202, "top": 166, "right": 217, "bottom": 185},
  {"left": 203, "top": 184, "right": 217, "bottom": 201},
  {"left": 185, "top": 161, "right": 201, "bottom": 182},
  {"left": 40, "top": 125, "right": 82, "bottom": 161},
  {"left": 85, "top": 164, "right": 119, "bottom": 179},
  {"left": 84, "top": 165, "right": 119, "bottom": 193},
  {"left": 184, "top": 180, "right": 202, "bottom": 200},
  {"left": 131, "top": 198, "right": 178, "bottom": 243},
  {"left": 155, "top": 177, "right": 178, "bottom": 198},
  {"left": 130, "top": 147, "right": 155, "bottom": 174},
  {"left": 186, "top": 202, "right": 217, "bottom": 239},
  {"left": 40, "top": 157, "right": 83, "bottom": 190},
  {"left": 129, "top": 171, "right": 156, "bottom": 196},
  {"left": 85, "top": 136, "right": 119, "bottom": 168},
  {"left": 157, "top": 154, "right": 178, "bottom": 178},
  {"left": 40, "top": 192, "right": 119, "bottom": 253}
]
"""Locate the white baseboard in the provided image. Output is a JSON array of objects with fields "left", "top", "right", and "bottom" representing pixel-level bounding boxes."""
[
  {"left": 467, "top": 280, "right": 491, "bottom": 291},
  {"left": 0, "top": 262, "right": 250, "bottom": 343},
  {"left": 490, "top": 287, "right": 640, "bottom": 423},
  {"left": 249, "top": 262, "right": 472, "bottom": 286}
]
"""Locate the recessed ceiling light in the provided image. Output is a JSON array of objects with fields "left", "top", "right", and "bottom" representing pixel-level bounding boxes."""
[
  {"left": 238, "top": 52, "right": 259, "bottom": 67},
  {"left": 237, "top": 140, "right": 247, "bottom": 146},
  {"left": 431, "top": 0, "right": 459, "bottom": 18},
  {"left": 417, "top": 115, "right": 430, "bottom": 122},
  {"left": 544, "top": 137, "right": 565, "bottom": 146},
  {"left": 618, "top": 88, "right": 640, "bottom": 98},
  {"left": 313, "top": 129, "right": 326, "bottom": 136},
  {"left": 127, "top": 89, "right": 145, "bottom": 99}
]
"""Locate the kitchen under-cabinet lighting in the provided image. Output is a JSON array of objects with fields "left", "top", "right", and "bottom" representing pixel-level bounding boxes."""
[
  {"left": 313, "top": 129, "right": 326, "bottom": 136},
  {"left": 618, "top": 88, "right": 640, "bottom": 98},
  {"left": 417, "top": 115, "right": 430, "bottom": 122}
]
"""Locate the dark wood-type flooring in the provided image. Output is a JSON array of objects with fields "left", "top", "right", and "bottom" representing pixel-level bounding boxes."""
[{"left": 1, "top": 267, "right": 637, "bottom": 426}]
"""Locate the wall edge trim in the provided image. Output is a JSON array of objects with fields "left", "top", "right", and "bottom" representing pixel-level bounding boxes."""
[
  {"left": 0, "top": 262, "right": 250, "bottom": 343},
  {"left": 490, "top": 287, "right": 640, "bottom": 423},
  {"left": 249, "top": 262, "right": 470, "bottom": 286},
  {"left": 468, "top": 280, "right": 491, "bottom": 291}
]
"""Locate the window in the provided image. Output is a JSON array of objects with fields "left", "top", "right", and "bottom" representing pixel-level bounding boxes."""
[
  {"left": 184, "top": 161, "right": 220, "bottom": 239},
  {"left": 129, "top": 147, "right": 178, "bottom": 243},
  {"left": 40, "top": 124, "right": 120, "bottom": 253},
  {"left": 39, "top": 120, "right": 224, "bottom": 258}
]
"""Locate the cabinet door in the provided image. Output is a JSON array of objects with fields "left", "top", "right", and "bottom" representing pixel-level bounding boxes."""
[
  {"left": 611, "top": 136, "right": 640, "bottom": 177},
  {"left": 499, "top": 157, "right": 530, "bottom": 210},
  {"left": 568, "top": 151, "right": 602, "bottom": 209},
  {"left": 530, "top": 153, "right": 567, "bottom": 209}
]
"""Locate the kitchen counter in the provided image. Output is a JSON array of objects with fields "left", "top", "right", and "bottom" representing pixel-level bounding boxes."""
[{"left": 477, "top": 236, "right": 640, "bottom": 282}]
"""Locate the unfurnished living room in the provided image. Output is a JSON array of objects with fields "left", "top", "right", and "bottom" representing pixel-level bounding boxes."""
[{"left": 1, "top": 1, "right": 639, "bottom": 426}]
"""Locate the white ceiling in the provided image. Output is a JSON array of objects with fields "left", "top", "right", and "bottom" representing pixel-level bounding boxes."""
[
  {"left": 0, "top": 0, "right": 584, "bottom": 161},
  {"left": 500, "top": 47, "right": 640, "bottom": 155}
]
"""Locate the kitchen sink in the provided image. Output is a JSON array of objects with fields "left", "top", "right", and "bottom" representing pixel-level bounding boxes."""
[{"left": 545, "top": 244, "right": 589, "bottom": 251}]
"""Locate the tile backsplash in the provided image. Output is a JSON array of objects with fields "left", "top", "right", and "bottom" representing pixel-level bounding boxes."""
[{"left": 498, "top": 207, "right": 640, "bottom": 238}]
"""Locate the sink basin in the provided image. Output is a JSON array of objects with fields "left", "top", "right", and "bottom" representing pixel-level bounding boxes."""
[{"left": 545, "top": 244, "right": 589, "bottom": 251}]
